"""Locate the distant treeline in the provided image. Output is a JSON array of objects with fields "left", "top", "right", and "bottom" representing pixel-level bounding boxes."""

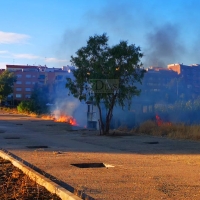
[{"left": 155, "top": 97, "right": 200, "bottom": 124}]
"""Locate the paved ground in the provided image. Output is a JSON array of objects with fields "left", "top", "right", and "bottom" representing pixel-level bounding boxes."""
[{"left": 0, "top": 112, "right": 200, "bottom": 199}]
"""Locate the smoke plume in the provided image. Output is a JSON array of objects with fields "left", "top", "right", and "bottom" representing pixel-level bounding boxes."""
[{"left": 144, "top": 23, "right": 186, "bottom": 68}]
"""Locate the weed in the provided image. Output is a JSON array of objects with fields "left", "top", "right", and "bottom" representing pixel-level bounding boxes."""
[{"left": 132, "top": 120, "right": 200, "bottom": 141}]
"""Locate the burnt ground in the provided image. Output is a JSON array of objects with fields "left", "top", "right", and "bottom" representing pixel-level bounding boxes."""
[{"left": 0, "top": 156, "right": 61, "bottom": 200}]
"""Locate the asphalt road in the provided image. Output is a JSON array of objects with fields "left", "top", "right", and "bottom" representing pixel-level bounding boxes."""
[{"left": 0, "top": 112, "right": 200, "bottom": 200}]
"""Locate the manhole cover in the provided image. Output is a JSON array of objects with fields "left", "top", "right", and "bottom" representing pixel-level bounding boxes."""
[
  {"left": 16, "top": 124, "right": 23, "bottom": 125},
  {"left": 71, "top": 163, "right": 106, "bottom": 168},
  {"left": 144, "top": 141, "right": 159, "bottom": 144},
  {"left": 4, "top": 137, "right": 20, "bottom": 139},
  {"left": 26, "top": 145, "right": 49, "bottom": 149}
]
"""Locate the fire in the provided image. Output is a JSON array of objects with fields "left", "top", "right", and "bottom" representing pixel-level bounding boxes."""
[
  {"left": 155, "top": 115, "right": 171, "bottom": 126},
  {"left": 54, "top": 114, "right": 77, "bottom": 126},
  {"left": 41, "top": 115, "right": 53, "bottom": 120},
  {"left": 40, "top": 111, "right": 77, "bottom": 126},
  {"left": 155, "top": 115, "right": 162, "bottom": 126}
]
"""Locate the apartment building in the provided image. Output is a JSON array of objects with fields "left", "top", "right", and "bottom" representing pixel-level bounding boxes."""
[
  {"left": 3, "top": 63, "right": 200, "bottom": 106},
  {"left": 168, "top": 63, "right": 200, "bottom": 94},
  {"left": 6, "top": 65, "right": 71, "bottom": 104},
  {"left": 142, "top": 66, "right": 178, "bottom": 92}
]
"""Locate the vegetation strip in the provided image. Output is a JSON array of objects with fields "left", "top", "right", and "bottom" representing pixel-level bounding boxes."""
[
  {"left": 0, "top": 157, "right": 61, "bottom": 199},
  {"left": 0, "top": 149, "right": 87, "bottom": 200}
]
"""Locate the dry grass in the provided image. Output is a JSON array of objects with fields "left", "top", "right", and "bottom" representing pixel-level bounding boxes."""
[
  {"left": 0, "top": 157, "right": 61, "bottom": 200},
  {"left": 2, "top": 106, "right": 200, "bottom": 141},
  {"left": 0, "top": 107, "right": 38, "bottom": 117},
  {"left": 132, "top": 120, "right": 200, "bottom": 141}
]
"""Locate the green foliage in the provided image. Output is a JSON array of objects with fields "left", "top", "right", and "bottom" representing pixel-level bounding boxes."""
[
  {"left": 17, "top": 84, "right": 49, "bottom": 114},
  {"left": 66, "top": 33, "right": 145, "bottom": 134},
  {"left": 30, "top": 84, "right": 49, "bottom": 114},
  {"left": 0, "top": 71, "right": 16, "bottom": 102},
  {"left": 17, "top": 101, "right": 34, "bottom": 113}
]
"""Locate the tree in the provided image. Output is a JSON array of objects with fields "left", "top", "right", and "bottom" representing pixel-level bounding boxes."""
[
  {"left": 0, "top": 71, "right": 16, "bottom": 104},
  {"left": 66, "top": 33, "right": 145, "bottom": 134},
  {"left": 17, "top": 100, "right": 35, "bottom": 113},
  {"left": 17, "top": 84, "right": 50, "bottom": 114},
  {"left": 29, "top": 84, "right": 50, "bottom": 114}
]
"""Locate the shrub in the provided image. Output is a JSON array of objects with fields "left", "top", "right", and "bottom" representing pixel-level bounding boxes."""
[
  {"left": 17, "top": 101, "right": 34, "bottom": 114},
  {"left": 134, "top": 120, "right": 200, "bottom": 141}
]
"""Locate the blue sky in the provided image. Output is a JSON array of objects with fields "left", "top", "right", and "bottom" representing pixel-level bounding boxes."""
[{"left": 0, "top": 0, "right": 200, "bottom": 69}]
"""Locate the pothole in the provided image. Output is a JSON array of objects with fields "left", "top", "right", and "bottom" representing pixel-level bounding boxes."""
[
  {"left": 71, "top": 163, "right": 114, "bottom": 168},
  {"left": 144, "top": 141, "right": 159, "bottom": 144},
  {"left": 26, "top": 145, "right": 49, "bottom": 149},
  {"left": 4, "top": 137, "right": 20, "bottom": 139},
  {"left": 0, "top": 130, "right": 5, "bottom": 133}
]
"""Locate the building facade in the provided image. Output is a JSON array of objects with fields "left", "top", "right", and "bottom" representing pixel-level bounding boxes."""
[
  {"left": 2, "top": 63, "right": 200, "bottom": 106},
  {"left": 6, "top": 65, "right": 72, "bottom": 104},
  {"left": 168, "top": 63, "right": 200, "bottom": 95}
]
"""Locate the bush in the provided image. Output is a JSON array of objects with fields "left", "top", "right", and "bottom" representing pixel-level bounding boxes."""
[{"left": 17, "top": 101, "right": 34, "bottom": 114}]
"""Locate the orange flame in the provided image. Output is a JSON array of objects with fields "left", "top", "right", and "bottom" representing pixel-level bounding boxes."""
[
  {"left": 41, "top": 111, "right": 77, "bottom": 126},
  {"left": 155, "top": 115, "right": 171, "bottom": 126},
  {"left": 54, "top": 114, "right": 77, "bottom": 126},
  {"left": 41, "top": 115, "right": 53, "bottom": 120}
]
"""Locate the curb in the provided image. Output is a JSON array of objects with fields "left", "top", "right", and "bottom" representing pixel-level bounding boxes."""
[{"left": 0, "top": 150, "right": 82, "bottom": 200}]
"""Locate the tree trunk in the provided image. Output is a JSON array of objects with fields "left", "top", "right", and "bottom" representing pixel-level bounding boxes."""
[
  {"left": 105, "top": 108, "right": 113, "bottom": 134},
  {"left": 97, "top": 94, "right": 117, "bottom": 135},
  {"left": 97, "top": 104, "right": 104, "bottom": 135},
  {"left": 105, "top": 94, "right": 117, "bottom": 134}
]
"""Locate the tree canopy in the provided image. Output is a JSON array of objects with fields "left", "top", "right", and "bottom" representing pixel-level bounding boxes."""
[
  {"left": 0, "top": 70, "right": 16, "bottom": 103},
  {"left": 17, "top": 84, "right": 50, "bottom": 114},
  {"left": 66, "top": 33, "right": 145, "bottom": 134}
]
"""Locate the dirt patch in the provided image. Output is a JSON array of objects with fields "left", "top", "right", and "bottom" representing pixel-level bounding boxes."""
[{"left": 0, "top": 157, "right": 61, "bottom": 200}]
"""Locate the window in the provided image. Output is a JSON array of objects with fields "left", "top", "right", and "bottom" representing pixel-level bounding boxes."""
[
  {"left": 25, "top": 94, "right": 31, "bottom": 98},
  {"left": 56, "top": 75, "right": 63, "bottom": 80},
  {"left": 39, "top": 74, "right": 45, "bottom": 79},
  {"left": 16, "top": 88, "right": 22, "bottom": 91},
  {"left": 7, "top": 94, "right": 13, "bottom": 98},
  {"left": 26, "top": 81, "right": 31, "bottom": 84},
  {"left": 16, "top": 74, "right": 22, "bottom": 78},
  {"left": 16, "top": 81, "right": 22, "bottom": 84},
  {"left": 39, "top": 81, "right": 44, "bottom": 84},
  {"left": 16, "top": 94, "right": 22, "bottom": 98},
  {"left": 25, "top": 88, "right": 31, "bottom": 91},
  {"left": 143, "top": 106, "right": 147, "bottom": 113},
  {"left": 26, "top": 74, "right": 31, "bottom": 78},
  {"left": 149, "top": 105, "right": 153, "bottom": 112}
]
